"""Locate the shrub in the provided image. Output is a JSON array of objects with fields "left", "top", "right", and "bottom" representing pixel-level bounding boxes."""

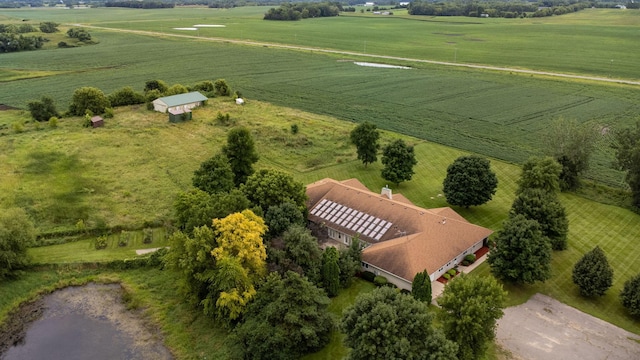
[
  {"left": 104, "top": 107, "right": 114, "bottom": 119},
  {"left": 108, "top": 86, "right": 145, "bottom": 107},
  {"left": 464, "top": 254, "right": 476, "bottom": 263},
  {"left": 448, "top": 269, "right": 457, "bottom": 276},
  {"left": 443, "top": 273, "right": 451, "bottom": 280},
  {"left": 118, "top": 230, "right": 130, "bottom": 247},
  {"left": 143, "top": 228, "right": 153, "bottom": 244},
  {"left": 361, "top": 270, "right": 375, "bottom": 282},
  {"left": 215, "top": 112, "right": 233, "bottom": 126},
  {"left": 462, "top": 260, "right": 470, "bottom": 266},
  {"left": 95, "top": 235, "right": 108, "bottom": 250},
  {"left": 49, "top": 117, "right": 59, "bottom": 128},
  {"left": 374, "top": 275, "right": 388, "bottom": 287},
  {"left": 214, "top": 79, "right": 231, "bottom": 96},
  {"left": 291, "top": 124, "right": 299, "bottom": 134},
  {"left": 620, "top": 273, "right": 640, "bottom": 317},
  {"left": 12, "top": 122, "right": 24, "bottom": 133}
]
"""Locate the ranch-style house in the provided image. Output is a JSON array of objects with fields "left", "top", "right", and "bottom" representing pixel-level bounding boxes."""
[
  {"left": 152, "top": 91, "right": 208, "bottom": 113},
  {"left": 306, "top": 178, "right": 493, "bottom": 290}
]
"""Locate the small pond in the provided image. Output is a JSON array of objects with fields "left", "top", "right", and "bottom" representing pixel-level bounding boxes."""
[{"left": 0, "top": 283, "right": 172, "bottom": 360}]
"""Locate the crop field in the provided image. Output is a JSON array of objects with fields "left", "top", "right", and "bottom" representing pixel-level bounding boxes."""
[{"left": 1, "top": 7, "right": 639, "bottom": 186}]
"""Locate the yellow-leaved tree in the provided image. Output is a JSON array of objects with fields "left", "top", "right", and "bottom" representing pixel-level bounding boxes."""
[{"left": 210, "top": 209, "right": 267, "bottom": 320}]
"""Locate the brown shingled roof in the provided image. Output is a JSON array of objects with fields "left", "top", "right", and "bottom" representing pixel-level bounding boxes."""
[{"left": 306, "top": 178, "right": 493, "bottom": 282}]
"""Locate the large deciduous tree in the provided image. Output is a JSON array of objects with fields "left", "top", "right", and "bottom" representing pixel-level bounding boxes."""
[
  {"left": 510, "top": 188, "right": 569, "bottom": 251},
  {"left": 350, "top": 121, "right": 380, "bottom": 167},
  {"left": 572, "top": 246, "right": 613, "bottom": 297},
  {"left": 488, "top": 214, "right": 552, "bottom": 284},
  {"left": 517, "top": 156, "right": 562, "bottom": 194},
  {"left": 166, "top": 210, "right": 267, "bottom": 322},
  {"left": 173, "top": 188, "right": 250, "bottom": 234},
  {"left": 411, "top": 269, "right": 432, "bottom": 303},
  {"left": 27, "top": 96, "right": 59, "bottom": 122},
  {"left": 241, "top": 169, "right": 307, "bottom": 215},
  {"left": 192, "top": 153, "right": 235, "bottom": 195},
  {"left": 340, "top": 287, "right": 458, "bottom": 360},
  {"left": 222, "top": 127, "right": 259, "bottom": 186},
  {"left": 68, "top": 86, "right": 110, "bottom": 116},
  {"left": 282, "top": 224, "right": 322, "bottom": 281},
  {"left": 438, "top": 274, "right": 507, "bottom": 360},
  {"left": 264, "top": 202, "right": 305, "bottom": 239},
  {"left": 621, "top": 273, "right": 640, "bottom": 317},
  {"left": 0, "top": 208, "right": 36, "bottom": 281},
  {"left": 443, "top": 155, "right": 498, "bottom": 207},
  {"left": 612, "top": 121, "right": 640, "bottom": 209},
  {"left": 544, "top": 117, "right": 599, "bottom": 191},
  {"left": 233, "top": 271, "right": 333, "bottom": 360},
  {"left": 381, "top": 139, "right": 417, "bottom": 186}
]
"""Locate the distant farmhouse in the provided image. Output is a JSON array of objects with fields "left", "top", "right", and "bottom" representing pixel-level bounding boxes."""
[{"left": 306, "top": 178, "right": 493, "bottom": 290}]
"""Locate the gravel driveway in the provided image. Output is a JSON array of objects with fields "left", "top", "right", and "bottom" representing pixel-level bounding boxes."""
[{"left": 497, "top": 293, "right": 640, "bottom": 360}]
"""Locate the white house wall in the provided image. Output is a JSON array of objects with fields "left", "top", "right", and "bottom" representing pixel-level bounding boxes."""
[
  {"left": 361, "top": 262, "right": 412, "bottom": 291},
  {"left": 430, "top": 239, "right": 485, "bottom": 281},
  {"left": 168, "top": 102, "right": 201, "bottom": 113},
  {"left": 153, "top": 102, "right": 168, "bottom": 113}
]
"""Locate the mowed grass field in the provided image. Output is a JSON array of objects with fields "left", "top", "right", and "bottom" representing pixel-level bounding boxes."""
[{"left": 1, "top": 97, "right": 639, "bottom": 338}]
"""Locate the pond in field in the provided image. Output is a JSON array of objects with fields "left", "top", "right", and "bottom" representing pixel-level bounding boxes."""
[{"left": 0, "top": 283, "right": 172, "bottom": 360}]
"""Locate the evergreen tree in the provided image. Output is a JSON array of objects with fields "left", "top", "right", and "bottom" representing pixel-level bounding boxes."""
[
  {"left": 350, "top": 121, "right": 380, "bottom": 167},
  {"left": 621, "top": 273, "right": 640, "bottom": 317},
  {"left": 572, "top": 246, "right": 613, "bottom": 297},
  {"left": 222, "top": 127, "right": 259, "bottom": 186},
  {"left": 411, "top": 269, "right": 432, "bottom": 303},
  {"left": 381, "top": 139, "right": 417, "bottom": 186},
  {"left": 488, "top": 214, "right": 552, "bottom": 284},
  {"left": 321, "top": 246, "right": 341, "bottom": 297},
  {"left": 338, "top": 237, "right": 362, "bottom": 288}
]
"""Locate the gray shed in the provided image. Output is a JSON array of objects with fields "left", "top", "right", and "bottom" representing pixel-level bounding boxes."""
[{"left": 168, "top": 108, "right": 192, "bottom": 123}]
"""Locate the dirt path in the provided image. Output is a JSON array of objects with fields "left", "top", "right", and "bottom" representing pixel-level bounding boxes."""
[
  {"left": 497, "top": 293, "right": 640, "bottom": 360},
  {"left": 74, "top": 24, "right": 640, "bottom": 86}
]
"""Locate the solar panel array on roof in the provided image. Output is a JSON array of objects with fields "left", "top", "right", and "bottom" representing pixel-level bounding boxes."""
[{"left": 310, "top": 199, "right": 393, "bottom": 241}]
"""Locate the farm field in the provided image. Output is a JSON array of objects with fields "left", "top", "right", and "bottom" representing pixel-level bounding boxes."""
[
  {"left": 1, "top": 7, "right": 638, "bottom": 80},
  {"left": 0, "top": 11, "right": 639, "bottom": 186}
]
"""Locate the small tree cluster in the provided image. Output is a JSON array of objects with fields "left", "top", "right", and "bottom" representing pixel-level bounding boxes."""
[
  {"left": 67, "top": 28, "right": 92, "bottom": 42},
  {"left": 0, "top": 208, "right": 36, "bottom": 281},
  {"left": 612, "top": 121, "right": 640, "bottom": 209},
  {"left": 350, "top": 122, "right": 380, "bottom": 167},
  {"left": 28, "top": 96, "right": 59, "bottom": 122}
]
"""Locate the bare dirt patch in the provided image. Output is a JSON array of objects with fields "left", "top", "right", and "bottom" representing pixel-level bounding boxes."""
[{"left": 497, "top": 293, "right": 640, "bottom": 360}]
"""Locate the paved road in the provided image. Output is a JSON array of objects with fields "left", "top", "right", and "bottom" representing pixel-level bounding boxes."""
[
  {"left": 497, "top": 293, "right": 640, "bottom": 360},
  {"left": 74, "top": 24, "right": 640, "bottom": 86}
]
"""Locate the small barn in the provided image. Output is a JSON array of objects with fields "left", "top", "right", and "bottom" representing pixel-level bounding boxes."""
[
  {"left": 91, "top": 116, "right": 104, "bottom": 128},
  {"left": 152, "top": 92, "right": 208, "bottom": 114},
  {"left": 168, "top": 108, "right": 192, "bottom": 123}
]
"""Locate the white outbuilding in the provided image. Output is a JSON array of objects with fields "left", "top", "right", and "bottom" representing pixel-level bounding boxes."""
[{"left": 152, "top": 92, "right": 208, "bottom": 113}]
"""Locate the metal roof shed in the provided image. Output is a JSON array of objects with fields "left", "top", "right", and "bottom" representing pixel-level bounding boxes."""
[{"left": 152, "top": 92, "right": 208, "bottom": 113}]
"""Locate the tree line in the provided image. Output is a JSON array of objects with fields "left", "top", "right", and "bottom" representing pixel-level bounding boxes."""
[
  {"left": 264, "top": 2, "right": 341, "bottom": 21},
  {"left": 408, "top": 0, "right": 591, "bottom": 18},
  {"left": 0, "top": 22, "right": 57, "bottom": 53},
  {"left": 104, "top": 1, "right": 175, "bottom": 9}
]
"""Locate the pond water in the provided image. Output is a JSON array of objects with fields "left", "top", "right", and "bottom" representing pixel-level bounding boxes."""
[{"left": 1, "top": 283, "right": 172, "bottom": 360}]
